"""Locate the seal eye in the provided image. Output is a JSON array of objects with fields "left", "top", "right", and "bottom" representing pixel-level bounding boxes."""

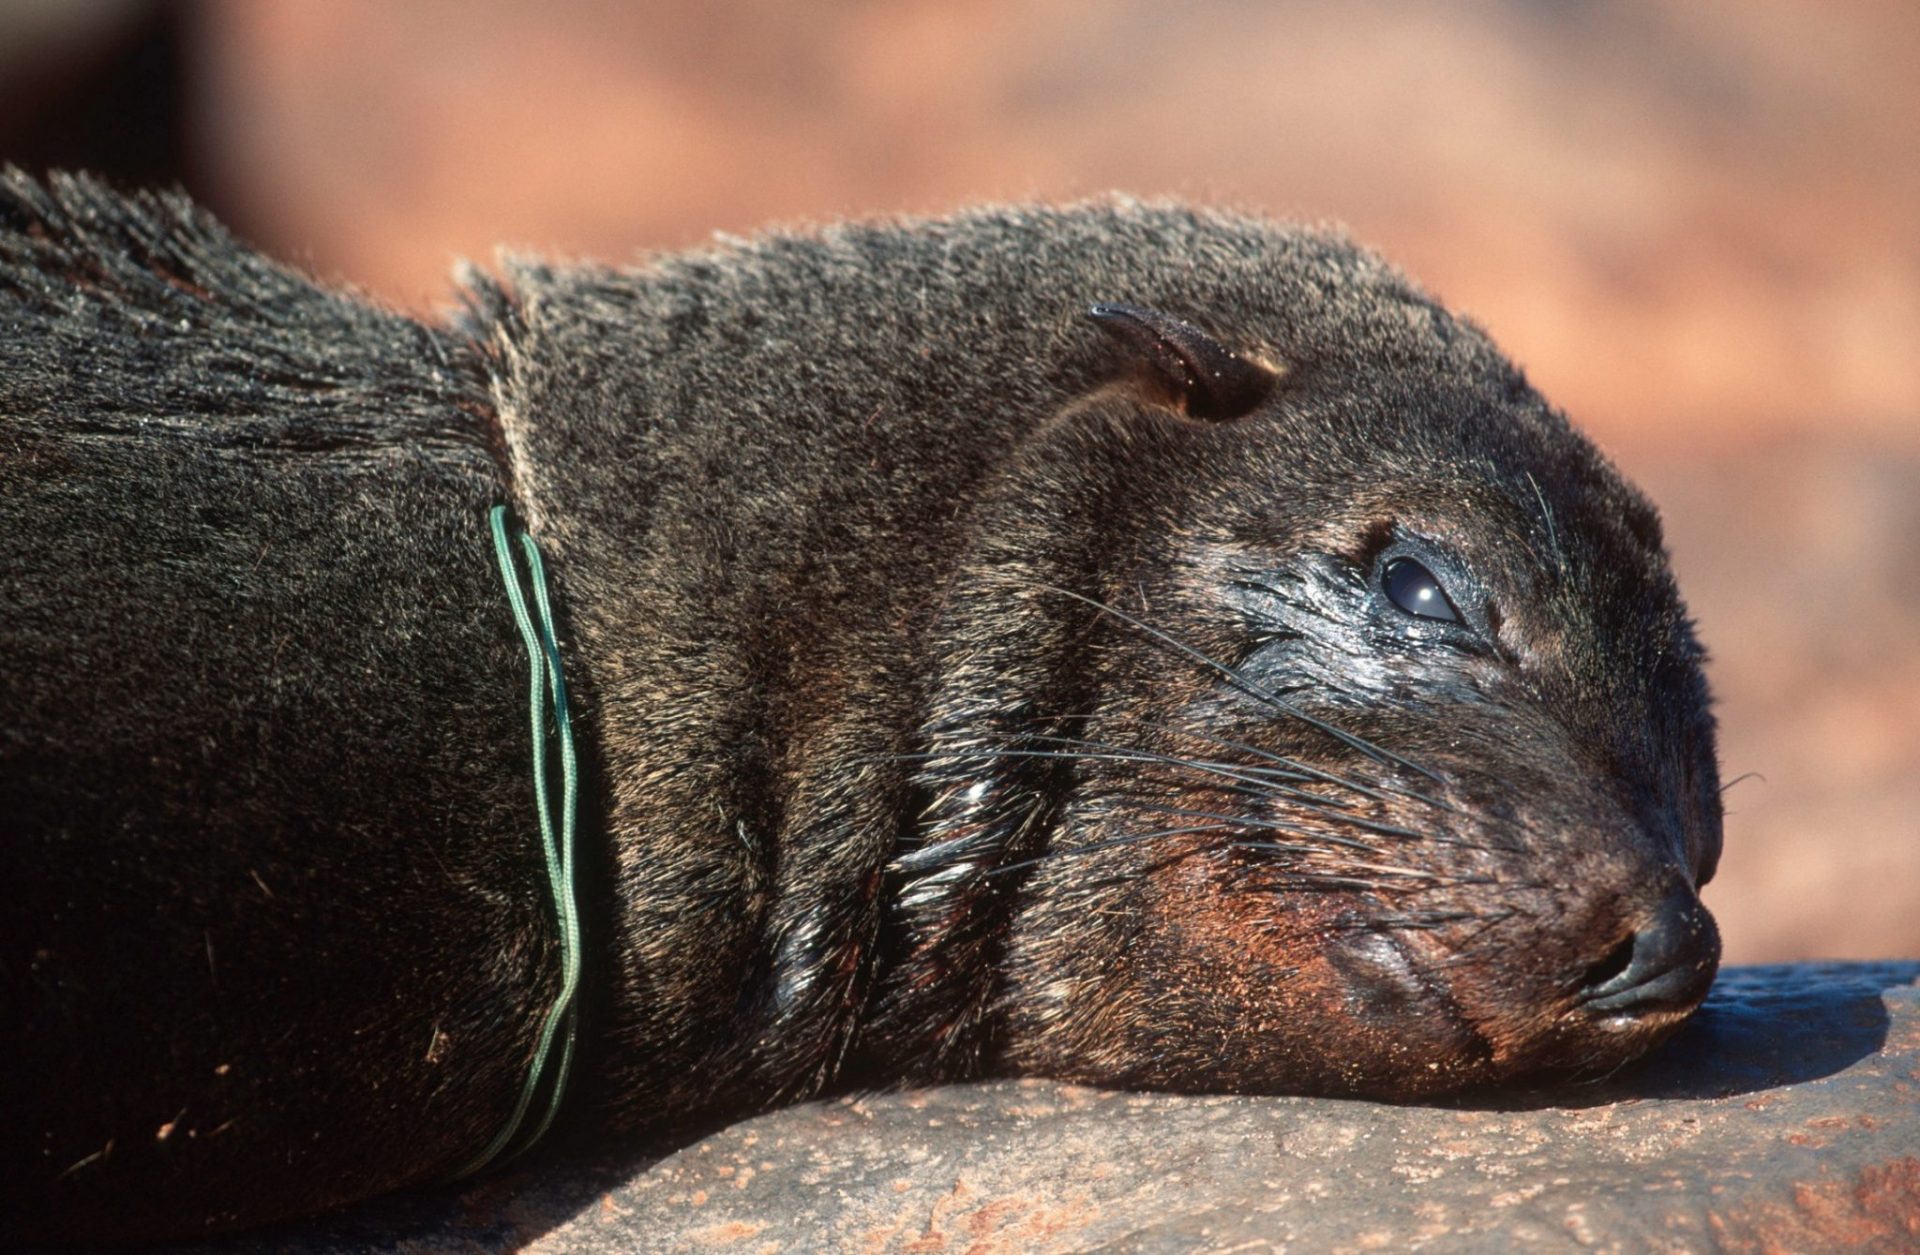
[{"left": 1383, "top": 557, "right": 1459, "bottom": 623}]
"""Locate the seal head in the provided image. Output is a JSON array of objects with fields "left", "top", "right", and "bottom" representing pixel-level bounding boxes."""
[{"left": 874, "top": 268, "right": 1721, "bottom": 1098}]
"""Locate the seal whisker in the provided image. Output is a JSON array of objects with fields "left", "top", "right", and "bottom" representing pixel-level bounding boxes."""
[
  {"left": 911, "top": 736, "right": 1474, "bottom": 855},
  {"left": 1005, "top": 578, "right": 1448, "bottom": 784},
  {"left": 897, "top": 743, "right": 1353, "bottom": 813},
  {"left": 1028, "top": 731, "right": 1331, "bottom": 789},
  {"left": 1090, "top": 717, "right": 1465, "bottom": 817},
  {"left": 1131, "top": 802, "right": 1380, "bottom": 854},
  {"left": 1023, "top": 732, "right": 1482, "bottom": 851},
  {"left": 1362, "top": 909, "right": 1489, "bottom": 932},
  {"left": 1113, "top": 776, "right": 1449, "bottom": 846},
  {"left": 986, "top": 824, "right": 1237, "bottom": 877},
  {"left": 1021, "top": 734, "right": 1359, "bottom": 808},
  {"left": 1225, "top": 844, "right": 1442, "bottom": 884},
  {"left": 1019, "top": 738, "right": 1332, "bottom": 796},
  {"left": 1016, "top": 712, "right": 1392, "bottom": 805},
  {"left": 893, "top": 735, "right": 1518, "bottom": 861},
  {"left": 1526, "top": 471, "right": 1572, "bottom": 581},
  {"left": 1241, "top": 873, "right": 1407, "bottom": 893}
]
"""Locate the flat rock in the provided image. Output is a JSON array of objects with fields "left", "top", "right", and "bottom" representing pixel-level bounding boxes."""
[{"left": 169, "top": 963, "right": 1920, "bottom": 1253}]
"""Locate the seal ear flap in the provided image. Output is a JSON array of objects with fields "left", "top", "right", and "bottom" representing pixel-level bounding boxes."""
[{"left": 1088, "top": 302, "right": 1279, "bottom": 421}]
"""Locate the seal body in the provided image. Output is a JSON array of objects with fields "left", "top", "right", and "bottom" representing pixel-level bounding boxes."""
[{"left": 0, "top": 173, "right": 1722, "bottom": 1243}]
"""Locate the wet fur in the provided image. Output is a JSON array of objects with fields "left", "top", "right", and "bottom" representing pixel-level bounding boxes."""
[{"left": 0, "top": 172, "right": 1720, "bottom": 1242}]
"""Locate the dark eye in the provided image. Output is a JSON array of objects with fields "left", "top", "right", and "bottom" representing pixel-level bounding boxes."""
[{"left": 1383, "top": 557, "right": 1459, "bottom": 623}]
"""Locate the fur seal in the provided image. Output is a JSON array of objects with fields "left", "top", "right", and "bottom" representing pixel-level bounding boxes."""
[{"left": 0, "top": 171, "right": 1722, "bottom": 1244}]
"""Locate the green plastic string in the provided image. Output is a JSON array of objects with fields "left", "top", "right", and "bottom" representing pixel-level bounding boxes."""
[{"left": 456, "top": 505, "right": 582, "bottom": 1178}]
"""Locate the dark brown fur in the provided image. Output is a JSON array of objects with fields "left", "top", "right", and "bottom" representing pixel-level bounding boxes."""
[{"left": 0, "top": 172, "right": 1721, "bottom": 1244}]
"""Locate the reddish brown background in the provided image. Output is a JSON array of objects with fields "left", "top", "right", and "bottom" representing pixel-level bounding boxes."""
[{"left": 6, "top": 0, "right": 1917, "bottom": 963}]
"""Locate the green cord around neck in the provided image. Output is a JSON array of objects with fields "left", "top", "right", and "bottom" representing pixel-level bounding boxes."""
[{"left": 456, "top": 505, "right": 583, "bottom": 1178}]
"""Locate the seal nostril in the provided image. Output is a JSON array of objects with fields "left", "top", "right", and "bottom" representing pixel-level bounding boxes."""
[
  {"left": 1579, "top": 888, "right": 1721, "bottom": 1016},
  {"left": 1581, "top": 935, "right": 1636, "bottom": 993}
]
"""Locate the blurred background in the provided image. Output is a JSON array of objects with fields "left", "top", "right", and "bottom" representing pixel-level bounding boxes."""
[{"left": 4, "top": 0, "right": 1915, "bottom": 964}]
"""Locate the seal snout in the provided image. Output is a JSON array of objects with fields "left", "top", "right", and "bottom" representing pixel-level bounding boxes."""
[{"left": 1576, "top": 887, "right": 1720, "bottom": 1022}]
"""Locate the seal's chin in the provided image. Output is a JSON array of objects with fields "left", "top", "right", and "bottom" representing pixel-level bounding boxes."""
[{"left": 1487, "top": 994, "right": 1705, "bottom": 1091}]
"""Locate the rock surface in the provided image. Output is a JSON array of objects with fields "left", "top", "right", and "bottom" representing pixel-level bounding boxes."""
[{"left": 162, "top": 963, "right": 1920, "bottom": 1253}]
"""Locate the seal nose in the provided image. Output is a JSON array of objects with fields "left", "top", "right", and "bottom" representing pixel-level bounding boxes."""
[{"left": 1579, "top": 888, "right": 1720, "bottom": 1017}]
